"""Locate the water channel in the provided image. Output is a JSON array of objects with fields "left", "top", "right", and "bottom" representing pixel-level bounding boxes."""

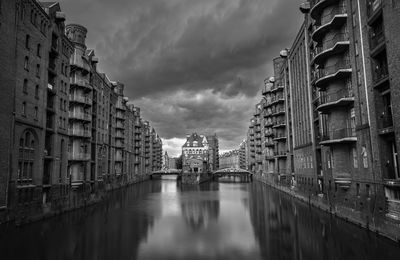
[{"left": 1, "top": 177, "right": 400, "bottom": 260}]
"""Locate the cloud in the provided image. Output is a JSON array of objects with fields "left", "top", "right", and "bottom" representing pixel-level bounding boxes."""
[{"left": 59, "top": 0, "right": 303, "bottom": 153}]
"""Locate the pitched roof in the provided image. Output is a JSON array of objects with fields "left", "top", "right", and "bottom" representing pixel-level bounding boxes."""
[{"left": 182, "top": 133, "right": 208, "bottom": 148}]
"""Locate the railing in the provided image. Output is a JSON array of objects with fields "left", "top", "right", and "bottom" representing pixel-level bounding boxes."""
[
  {"left": 314, "top": 4, "right": 347, "bottom": 31},
  {"left": 69, "top": 111, "right": 91, "bottom": 121},
  {"left": 316, "top": 60, "right": 351, "bottom": 81},
  {"left": 274, "top": 133, "right": 287, "bottom": 139},
  {"left": 68, "top": 152, "right": 90, "bottom": 160},
  {"left": 369, "top": 29, "right": 385, "bottom": 51},
  {"left": 372, "top": 62, "right": 389, "bottom": 84},
  {"left": 315, "top": 33, "right": 349, "bottom": 57},
  {"left": 69, "top": 95, "right": 92, "bottom": 104},
  {"left": 321, "top": 127, "right": 356, "bottom": 141},
  {"left": 68, "top": 129, "right": 91, "bottom": 137},
  {"left": 367, "top": 0, "right": 382, "bottom": 17},
  {"left": 318, "top": 89, "right": 354, "bottom": 106},
  {"left": 115, "top": 131, "right": 124, "bottom": 138},
  {"left": 275, "top": 120, "right": 286, "bottom": 126},
  {"left": 70, "top": 78, "right": 89, "bottom": 87},
  {"left": 379, "top": 114, "right": 393, "bottom": 129}
]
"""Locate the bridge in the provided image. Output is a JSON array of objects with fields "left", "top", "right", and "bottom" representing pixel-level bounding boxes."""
[
  {"left": 150, "top": 168, "right": 253, "bottom": 183},
  {"left": 212, "top": 168, "right": 253, "bottom": 183}
]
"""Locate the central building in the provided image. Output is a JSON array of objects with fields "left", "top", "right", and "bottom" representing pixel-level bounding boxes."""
[{"left": 182, "top": 133, "right": 211, "bottom": 173}]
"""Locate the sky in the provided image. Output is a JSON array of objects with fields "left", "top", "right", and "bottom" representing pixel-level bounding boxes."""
[{"left": 59, "top": 0, "right": 304, "bottom": 157}]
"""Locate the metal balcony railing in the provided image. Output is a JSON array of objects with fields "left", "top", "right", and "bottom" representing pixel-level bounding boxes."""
[
  {"left": 369, "top": 30, "right": 385, "bottom": 51},
  {"left": 378, "top": 114, "right": 393, "bottom": 129},
  {"left": 69, "top": 111, "right": 91, "bottom": 121},
  {"left": 321, "top": 127, "right": 356, "bottom": 141},
  {"left": 68, "top": 152, "right": 90, "bottom": 161},
  {"left": 372, "top": 62, "right": 389, "bottom": 84},
  {"left": 315, "top": 33, "right": 349, "bottom": 56},
  {"left": 69, "top": 95, "right": 92, "bottom": 104},
  {"left": 317, "top": 89, "right": 354, "bottom": 106},
  {"left": 68, "top": 129, "right": 91, "bottom": 137}
]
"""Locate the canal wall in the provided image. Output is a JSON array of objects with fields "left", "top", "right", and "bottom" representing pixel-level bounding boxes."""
[
  {"left": 255, "top": 175, "right": 400, "bottom": 243},
  {"left": 0, "top": 174, "right": 150, "bottom": 226}
]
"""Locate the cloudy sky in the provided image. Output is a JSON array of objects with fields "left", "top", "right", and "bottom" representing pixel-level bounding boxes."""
[{"left": 59, "top": 0, "right": 304, "bottom": 156}]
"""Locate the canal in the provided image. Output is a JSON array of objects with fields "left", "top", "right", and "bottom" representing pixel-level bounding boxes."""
[{"left": 1, "top": 178, "right": 400, "bottom": 260}]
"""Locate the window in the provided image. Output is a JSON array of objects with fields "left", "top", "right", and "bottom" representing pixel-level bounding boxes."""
[
  {"left": 37, "top": 44, "right": 41, "bottom": 57},
  {"left": 352, "top": 147, "right": 358, "bottom": 168},
  {"left": 366, "top": 184, "right": 371, "bottom": 198},
  {"left": 34, "top": 106, "right": 38, "bottom": 119},
  {"left": 24, "top": 56, "right": 29, "bottom": 70},
  {"left": 36, "top": 64, "right": 40, "bottom": 78},
  {"left": 23, "top": 79, "right": 28, "bottom": 93},
  {"left": 356, "top": 183, "right": 360, "bottom": 196},
  {"left": 25, "top": 34, "right": 30, "bottom": 49},
  {"left": 17, "top": 130, "right": 36, "bottom": 183},
  {"left": 22, "top": 102, "right": 26, "bottom": 116},
  {"left": 35, "top": 85, "right": 39, "bottom": 98}
]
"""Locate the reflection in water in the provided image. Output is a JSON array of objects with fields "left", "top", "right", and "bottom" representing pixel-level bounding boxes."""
[
  {"left": 0, "top": 181, "right": 399, "bottom": 260},
  {"left": 247, "top": 182, "right": 400, "bottom": 260}
]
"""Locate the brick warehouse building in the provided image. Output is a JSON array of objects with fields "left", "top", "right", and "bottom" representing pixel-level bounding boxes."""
[
  {"left": 246, "top": 0, "right": 400, "bottom": 239},
  {"left": 0, "top": 1, "right": 162, "bottom": 224}
]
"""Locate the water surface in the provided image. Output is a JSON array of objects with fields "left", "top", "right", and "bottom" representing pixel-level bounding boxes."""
[{"left": 1, "top": 178, "right": 399, "bottom": 260}]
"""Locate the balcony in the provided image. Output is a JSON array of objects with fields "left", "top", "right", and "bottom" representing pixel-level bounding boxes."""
[
  {"left": 320, "top": 127, "right": 357, "bottom": 145},
  {"left": 265, "top": 131, "right": 274, "bottom": 137},
  {"left": 115, "top": 141, "right": 125, "bottom": 148},
  {"left": 116, "top": 112, "right": 125, "bottom": 120},
  {"left": 367, "top": 0, "right": 382, "bottom": 23},
  {"left": 69, "top": 95, "right": 92, "bottom": 106},
  {"left": 68, "top": 152, "right": 90, "bottom": 161},
  {"left": 314, "top": 60, "right": 352, "bottom": 89},
  {"left": 378, "top": 114, "right": 394, "bottom": 135},
  {"left": 271, "top": 81, "right": 284, "bottom": 92},
  {"left": 115, "top": 131, "right": 125, "bottom": 139},
  {"left": 334, "top": 176, "right": 352, "bottom": 189},
  {"left": 68, "top": 129, "right": 91, "bottom": 138},
  {"left": 255, "top": 126, "right": 262, "bottom": 133},
  {"left": 316, "top": 89, "right": 354, "bottom": 112},
  {"left": 265, "top": 121, "right": 274, "bottom": 127},
  {"left": 274, "top": 151, "right": 287, "bottom": 158},
  {"left": 273, "top": 133, "right": 287, "bottom": 141},
  {"left": 255, "top": 134, "right": 262, "bottom": 140},
  {"left": 372, "top": 62, "right": 389, "bottom": 88},
  {"left": 265, "top": 141, "right": 275, "bottom": 147},
  {"left": 310, "top": 0, "right": 341, "bottom": 20},
  {"left": 370, "top": 30, "right": 385, "bottom": 56},
  {"left": 69, "top": 111, "right": 91, "bottom": 122},
  {"left": 273, "top": 120, "right": 286, "bottom": 128},
  {"left": 70, "top": 78, "right": 92, "bottom": 91},
  {"left": 272, "top": 108, "right": 286, "bottom": 116},
  {"left": 312, "top": 5, "right": 347, "bottom": 42},
  {"left": 116, "top": 102, "right": 126, "bottom": 111},
  {"left": 271, "top": 95, "right": 285, "bottom": 105},
  {"left": 266, "top": 154, "right": 275, "bottom": 161},
  {"left": 70, "top": 56, "right": 91, "bottom": 73},
  {"left": 116, "top": 122, "right": 125, "bottom": 129},
  {"left": 312, "top": 33, "right": 349, "bottom": 65}
]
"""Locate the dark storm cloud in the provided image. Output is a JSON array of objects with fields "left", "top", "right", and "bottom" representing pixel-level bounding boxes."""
[{"left": 59, "top": 0, "right": 303, "bottom": 152}]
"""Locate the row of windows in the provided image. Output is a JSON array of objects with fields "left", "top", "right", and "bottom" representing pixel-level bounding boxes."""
[
  {"left": 24, "top": 56, "right": 41, "bottom": 78},
  {"left": 22, "top": 79, "right": 39, "bottom": 98},
  {"left": 21, "top": 102, "right": 38, "bottom": 119},
  {"left": 25, "top": 34, "right": 42, "bottom": 57}
]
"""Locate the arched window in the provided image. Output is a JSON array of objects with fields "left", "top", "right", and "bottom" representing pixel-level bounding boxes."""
[
  {"left": 35, "top": 85, "right": 39, "bottom": 98},
  {"left": 18, "top": 130, "right": 36, "bottom": 184}
]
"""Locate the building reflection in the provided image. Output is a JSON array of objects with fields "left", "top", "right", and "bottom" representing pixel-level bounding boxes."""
[
  {"left": 180, "top": 182, "right": 220, "bottom": 231},
  {"left": 247, "top": 182, "right": 400, "bottom": 260},
  {"left": 0, "top": 181, "right": 161, "bottom": 260}
]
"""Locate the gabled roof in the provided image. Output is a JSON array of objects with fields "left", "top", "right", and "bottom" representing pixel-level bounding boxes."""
[
  {"left": 39, "top": 2, "right": 58, "bottom": 9},
  {"left": 182, "top": 133, "right": 208, "bottom": 148}
]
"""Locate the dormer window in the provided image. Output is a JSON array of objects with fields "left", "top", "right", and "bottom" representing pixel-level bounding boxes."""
[{"left": 193, "top": 141, "right": 198, "bottom": 147}]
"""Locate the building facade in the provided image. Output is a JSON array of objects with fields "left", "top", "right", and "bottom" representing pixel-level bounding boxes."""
[
  {"left": 245, "top": 0, "right": 400, "bottom": 239},
  {"left": 219, "top": 150, "right": 240, "bottom": 169},
  {"left": 0, "top": 1, "right": 162, "bottom": 224}
]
